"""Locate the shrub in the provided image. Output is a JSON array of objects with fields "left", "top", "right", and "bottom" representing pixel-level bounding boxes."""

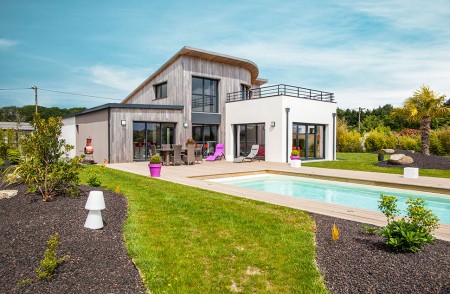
[
  {"left": 429, "top": 131, "right": 445, "bottom": 156},
  {"left": 86, "top": 165, "right": 105, "bottom": 187},
  {"left": 378, "top": 194, "right": 439, "bottom": 253},
  {"left": 436, "top": 126, "right": 450, "bottom": 155},
  {"left": 150, "top": 155, "right": 162, "bottom": 164},
  {"left": 397, "top": 135, "right": 421, "bottom": 151},
  {"left": 0, "top": 158, "right": 4, "bottom": 167},
  {"left": 4, "top": 114, "right": 84, "bottom": 201},
  {"left": 337, "top": 128, "right": 363, "bottom": 152},
  {"left": 36, "top": 233, "right": 69, "bottom": 280},
  {"left": 6, "top": 148, "right": 20, "bottom": 164},
  {"left": 291, "top": 150, "right": 299, "bottom": 156},
  {"left": 364, "top": 130, "right": 385, "bottom": 152}
]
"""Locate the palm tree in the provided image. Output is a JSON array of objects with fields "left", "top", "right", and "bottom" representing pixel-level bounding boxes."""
[{"left": 395, "top": 86, "right": 449, "bottom": 155}]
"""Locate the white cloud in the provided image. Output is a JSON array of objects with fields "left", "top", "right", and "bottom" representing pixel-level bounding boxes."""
[
  {"left": 0, "top": 38, "right": 18, "bottom": 49},
  {"left": 86, "top": 65, "right": 149, "bottom": 92}
]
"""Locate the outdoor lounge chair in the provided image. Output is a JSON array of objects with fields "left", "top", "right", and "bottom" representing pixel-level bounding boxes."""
[
  {"left": 233, "top": 145, "right": 259, "bottom": 163},
  {"left": 205, "top": 144, "right": 224, "bottom": 161}
]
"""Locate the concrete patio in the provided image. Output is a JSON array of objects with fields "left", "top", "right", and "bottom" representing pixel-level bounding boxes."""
[{"left": 107, "top": 160, "right": 450, "bottom": 241}]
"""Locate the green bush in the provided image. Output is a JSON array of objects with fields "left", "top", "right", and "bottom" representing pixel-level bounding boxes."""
[
  {"left": 397, "top": 135, "right": 421, "bottom": 151},
  {"left": 4, "top": 114, "right": 84, "bottom": 201},
  {"left": 364, "top": 130, "right": 385, "bottom": 152},
  {"left": 291, "top": 150, "right": 299, "bottom": 156},
  {"left": 378, "top": 195, "right": 439, "bottom": 253},
  {"left": 430, "top": 131, "right": 445, "bottom": 156},
  {"left": 436, "top": 126, "right": 450, "bottom": 155},
  {"left": 0, "top": 158, "right": 4, "bottom": 167},
  {"left": 7, "top": 148, "right": 20, "bottom": 164},
  {"left": 337, "top": 128, "right": 363, "bottom": 152}
]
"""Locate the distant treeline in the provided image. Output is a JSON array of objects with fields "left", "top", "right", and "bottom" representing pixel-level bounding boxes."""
[
  {"left": 337, "top": 101, "right": 450, "bottom": 132},
  {"left": 0, "top": 105, "right": 87, "bottom": 123}
]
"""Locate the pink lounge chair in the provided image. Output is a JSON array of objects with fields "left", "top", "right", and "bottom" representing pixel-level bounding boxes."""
[{"left": 206, "top": 144, "right": 224, "bottom": 161}]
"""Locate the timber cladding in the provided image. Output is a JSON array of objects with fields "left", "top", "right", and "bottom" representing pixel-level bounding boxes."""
[
  {"left": 125, "top": 55, "right": 254, "bottom": 152},
  {"left": 109, "top": 107, "right": 184, "bottom": 163}
]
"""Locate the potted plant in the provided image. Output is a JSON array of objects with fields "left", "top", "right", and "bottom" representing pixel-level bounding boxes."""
[
  {"left": 378, "top": 150, "right": 385, "bottom": 162},
  {"left": 290, "top": 149, "right": 300, "bottom": 160},
  {"left": 186, "top": 138, "right": 196, "bottom": 145},
  {"left": 148, "top": 155, "right": 162, "bottom": 177}
]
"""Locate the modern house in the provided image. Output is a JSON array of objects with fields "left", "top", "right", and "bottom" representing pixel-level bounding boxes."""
[{"left": 62, "top": 46, "right": 337, "bottom": 163}]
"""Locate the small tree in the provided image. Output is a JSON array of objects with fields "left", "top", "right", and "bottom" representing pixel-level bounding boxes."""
[
  {"left": 393, "top": 86, "right": 449, "bottom": 155},
  {"left": 6, "top": 114, "right": 83, "bottom": 201}
]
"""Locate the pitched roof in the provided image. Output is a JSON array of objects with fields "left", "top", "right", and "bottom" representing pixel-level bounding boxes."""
[{"left": 122, "top": 46, "right": 262, "bottom": 103}]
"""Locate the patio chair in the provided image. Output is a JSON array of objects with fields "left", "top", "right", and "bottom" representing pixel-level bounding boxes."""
[
  {"left": 182, "top": 144, "right": 195, "bottom": 165},
  {"left": 206, "top": 144, "right": 224, "bottom": 161},
  {"left": 194, "top": 147, "right": 203, "bottom": 164},
  {"left": 170, "top": 145, "right": 183, "bottom": 166},
  {"left": 150, "top": 144, "right": 158, "bottom": 157},
  {"left": 233, "top": 145, "right": 259, "bottom": 163}
]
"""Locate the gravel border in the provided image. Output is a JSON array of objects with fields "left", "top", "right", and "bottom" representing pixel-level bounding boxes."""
[
  {"left": 0, "top": 184, "right": 146, "bottom": 294},
  {"left": 1, "top": 183, "right": 449, "bottom": 293},
  {"left": 313, "top": 213, "right": 450, "bottom": 294},
  {"left": 375, "top": 149, "right": 450, "bottom": 170}
]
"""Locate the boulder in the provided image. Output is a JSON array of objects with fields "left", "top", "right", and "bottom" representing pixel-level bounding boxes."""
[{"left": 388, "top": 154, "right": 414, "bottom": 165}]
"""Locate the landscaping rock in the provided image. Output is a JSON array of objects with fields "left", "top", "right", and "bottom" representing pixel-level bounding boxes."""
[
  {"left": 0, "top": 190, "right": 18, "bottom": 199},
  {"left": 376, "top": 149, "right": 450, "bottom": 170},
  {"left": 381, "top": 149, "right": 395, "bottom": 154},
  {"left": 388, "top": 154, "right": 414, "bottom": 165}
]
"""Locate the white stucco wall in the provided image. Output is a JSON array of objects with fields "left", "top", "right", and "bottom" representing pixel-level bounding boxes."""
[
  {"left": 61, "top": 116, "right": 77, "bottom": 159},
  {"left": 225, "top": 96, "right": 337, "bottom": 163}
]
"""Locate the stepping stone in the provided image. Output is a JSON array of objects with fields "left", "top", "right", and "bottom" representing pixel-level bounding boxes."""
[{"left": 0, "top": 190, "right": 18, "bottom": 199}]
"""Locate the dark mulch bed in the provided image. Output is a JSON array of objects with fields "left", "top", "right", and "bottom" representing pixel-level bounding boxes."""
[
  {"left": 375, "top": 150, "right": 450, "bottom": 170},
  {"left": 0, "top": 184, "right": 146, "bottom": 294},
  {"left": 313, "top": 213, "right": 450, "bottom": 294},
  {"left": 2, "top": 183, "right": 449, "bottom": 293}
]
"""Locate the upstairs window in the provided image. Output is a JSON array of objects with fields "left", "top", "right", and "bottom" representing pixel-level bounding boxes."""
[
  {"left": 155, "top": 82, "right": 167, "bottom": 99},
  {"left": 192, "top": 77, "right": 218, "bottom": 113}
]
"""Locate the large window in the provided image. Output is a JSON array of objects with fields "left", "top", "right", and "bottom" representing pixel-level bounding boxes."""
[
  {"left": 133, "top": 121, "right": 175, "bottom": 160},
  {"left": 292, "top": 123, "right": 324, "bottom": 160},
  {"left": 154, "top": 82, "right": 167, "bottom": 99},
  {"left": 234, "top": 123, "right": 265, "bottom": 158},
  {"left": 192, "top": 77, "right": 218, "bottom": 113}
]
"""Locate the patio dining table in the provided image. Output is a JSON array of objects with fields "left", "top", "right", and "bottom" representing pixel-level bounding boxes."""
[{"left": 157, "top": 148, "right": 187, "bottom": 165}]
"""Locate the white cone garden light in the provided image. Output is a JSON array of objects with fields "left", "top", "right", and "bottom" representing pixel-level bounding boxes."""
[{"left": 84, "top": 191, "right": 106, "bottom": 229}]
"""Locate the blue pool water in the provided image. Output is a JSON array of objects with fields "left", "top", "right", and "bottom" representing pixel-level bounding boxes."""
[{"left": 209, "top": 174, "right": 450, "bottom": 224}]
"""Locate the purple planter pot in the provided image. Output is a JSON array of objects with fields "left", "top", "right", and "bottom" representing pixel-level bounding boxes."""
[
  {"left": 290, "top": 156, "right": 300, "bottom": 160},
  {"left": 148, "top": 163, "right": 162, "bottom": 177}
]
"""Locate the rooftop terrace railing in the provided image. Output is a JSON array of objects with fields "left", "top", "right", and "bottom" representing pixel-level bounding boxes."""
[{"left": 226, "top": 84, "right": 335, "bottom": 103}]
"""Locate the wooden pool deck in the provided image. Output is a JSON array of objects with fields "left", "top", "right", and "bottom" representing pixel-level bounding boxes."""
[{"left": 107, "top": 160, "right": 450, "bottom": 241}]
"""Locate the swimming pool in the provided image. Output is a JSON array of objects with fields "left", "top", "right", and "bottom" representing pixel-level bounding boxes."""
[{"left": 208, "top": 174, "right": 450, "bottom": 224}]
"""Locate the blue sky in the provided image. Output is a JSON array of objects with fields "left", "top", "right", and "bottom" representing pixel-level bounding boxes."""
[{"left": 1, "top": 0, "right": 449, "bottom": 110}]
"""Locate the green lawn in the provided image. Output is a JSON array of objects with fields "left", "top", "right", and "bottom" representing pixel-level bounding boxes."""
[
  {"left": 80, "top": 167, "right": 328, "bottom": 293},
  {"left": 303, "top": 152, "right": 450, "bottom": 179}
]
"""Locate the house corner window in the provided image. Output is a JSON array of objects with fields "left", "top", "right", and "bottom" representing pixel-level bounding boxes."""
[{"left": 155, "top": 82, "right": 167, "bottom": 99}]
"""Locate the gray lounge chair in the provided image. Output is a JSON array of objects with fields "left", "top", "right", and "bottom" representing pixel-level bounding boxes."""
[{"left": 233, "top": 145, "right": 259, "bottom": 163}]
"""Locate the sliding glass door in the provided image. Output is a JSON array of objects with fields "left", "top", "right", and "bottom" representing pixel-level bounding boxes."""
[
  {"left": 234, "top": 123, "right": 265, "bottom": 158},
  {"left": 133, "top": 122, "right": 175, "bottom": 161}
]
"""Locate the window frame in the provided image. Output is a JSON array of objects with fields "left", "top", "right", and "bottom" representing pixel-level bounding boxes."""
[
  {"left": 191, "top": 76, "right": 219, "bottom": 113},
  {"left": 154, "top": 82, "right": 168, "bottom": 99}
]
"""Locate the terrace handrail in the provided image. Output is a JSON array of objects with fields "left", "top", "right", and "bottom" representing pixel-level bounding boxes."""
[{"left": 226, "top": 84, "right": 335, "bottom": 103}]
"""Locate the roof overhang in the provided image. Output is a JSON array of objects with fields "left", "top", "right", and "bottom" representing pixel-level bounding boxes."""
[{"left": 122, "top": 46, "right": 261, "bottom": 103}]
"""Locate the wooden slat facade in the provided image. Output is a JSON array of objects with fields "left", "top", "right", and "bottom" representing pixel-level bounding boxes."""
[{"left": 125, "top": 54, "right": 255, "bottom": 152}]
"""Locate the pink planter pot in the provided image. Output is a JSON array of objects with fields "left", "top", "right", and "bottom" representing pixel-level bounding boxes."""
[
  {"left": 290, "top": 156, "right": 300, "bottom": 160},
  {"left": 148, "top": 163, "right": 162, "bottom": 177}
]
